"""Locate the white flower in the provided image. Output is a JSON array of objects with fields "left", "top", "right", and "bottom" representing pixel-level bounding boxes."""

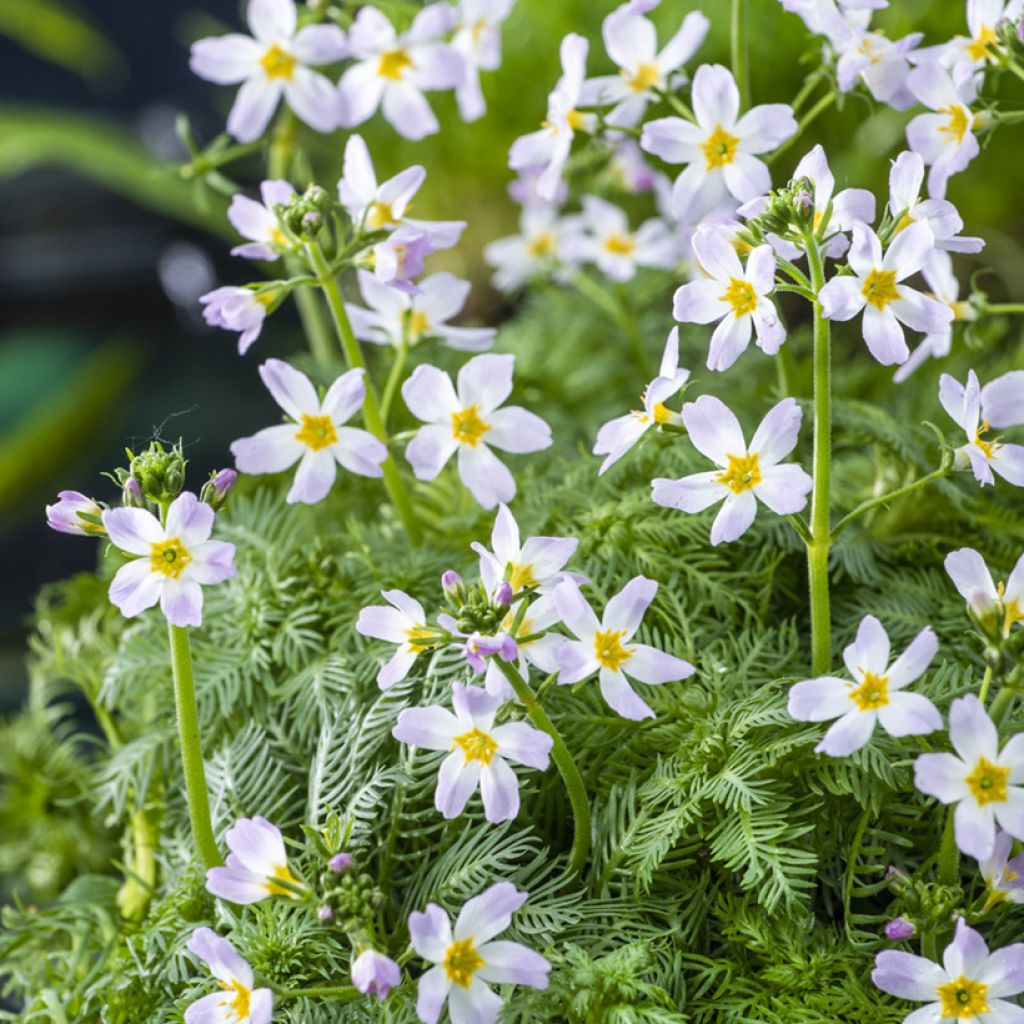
[
  {"left": 915, "top": 695, "right": 1024, "bottom": 859},
  {"left": 939, "top": 369, "right": 1024, "bottom": 487},
  {"left": 788, "top": 615, "right": 941, "bottom": 757},
  {"left": 673, "top": 225, "right": 784, "bottom": 372},
  {"left": 818, "top": 221, "right": 952, "bottom": 366},
  {"left": 906, "top": 62, "right": 981, "bottom": 199},
  {"left": 227, "top": 180, "right": 296, "bottom": 261},
  {"left": 508, "top": 33, "right": 594, "bottom": 203},
  {"left": 484, "top": 206, "right": 580, "bottom": 291},
  {"left": 185, "top": 928, "right": 273, "bottom": 1024},
  {"left": 346, "top": 269, "right": 495, "bottom": 352},
  {"left": 925, "top": 0, "right": 1023, "bottom": 72},
  {"left": 830, "top": 15, "right": 921, "bottom": 110},
  {"left": 338, "top": 5, "right": 464, "bottom": 140},
  {"left": 409, "top": 883, "right": 550, "bottom": 1024},
  {"left": 640, "top": 63, "right": 797, "bottom": 221},
  {"left": 594, "top": 328, "right": 690, "bottom": 474},
  {"left": 199, "top": 286, "right": 274, "bottom": 355},
  {"left": 356, "top": 589, "right": 435, "bottom": 689},
  {"left": 945, "top": 546, "right": 1024, "bottom": 637},
  {"left": 652, "top": 396, "right": 813, "bottom": 545},
  {"left": 393, "top": 682, "right": 552, "bottom": 822},
  {"left": 451, "top": 0, "right": 516, "bottom": 121},
  {"left": 401, "top": 353, "right": 552, "bottom": 509},
  {"left": 190, "top": 0, "right": 346, "bottom": 142},
  {"left": 206, "top": 816, "right": 301, "bottom": 904},
  {"left": 581, "top": 1, "right": 709, "bottom": 127},
  {"left": 567, "top": 196, "right": 676, "bottom": 282}
]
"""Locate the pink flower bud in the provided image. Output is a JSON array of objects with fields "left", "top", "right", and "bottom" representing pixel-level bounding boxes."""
[
  {"left": 351, "top": 950, "right": 401, "bottom": 1000},
  {"left": 884, "top": 917, "right": 915, "bottom": 941},
  {"left": 329, "top": 852, "right": 353, "bottom": 874}
]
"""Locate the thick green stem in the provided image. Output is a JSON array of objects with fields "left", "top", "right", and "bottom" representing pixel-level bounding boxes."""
[
  {"left": 982, "top": 302, "right": 1024, "bottom": 314},
  {"left": 380, "top": 340, "right": 409, "bottom": 431},
  {"left": 979, "top": 666, "right": 994, "bottom": 704},
  {"left": 830, "top": 466, "right": 951, "bottom": 539},
  {"left": 805, "top": 234, "right": 832, "bottom": 675},
  {"left": 496, "top": 662, "right": 591, "bottom": 876},
  {"left": 731, "top": 0, "right": 750, "bottom": 110},
  {"left": 989, "top": 684, "right": 1018, "bottom": 729},
  {"left": 305, "top": 242, "right": 423, "bottom": 546},
  {"left": 937, "top": 808, "right": 960, "bottom": 886},
  {"left": 168, "top": 623, "right": 222, "bottom": 870}
]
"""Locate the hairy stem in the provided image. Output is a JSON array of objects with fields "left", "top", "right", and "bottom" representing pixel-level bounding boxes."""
[
  {"left": 731, "top": 0, "right": 750, "bottom": 110},
  {"left": 168, "top": 622, "right": 222, "bottom": 870},
  {"left": 496, "top": 661, "right": 591, "bottom": 876},
  {"left": 830, "top": 466, "right": 951, "bottom": 539}
]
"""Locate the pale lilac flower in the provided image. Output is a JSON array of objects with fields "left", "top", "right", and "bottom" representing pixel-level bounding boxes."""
[
  {"left": 508, "top": 33, "right": 594, "bottom": 203},
  {"left": 508, "top": 166, "right": 568, "bottom": 208},
  {"left": 227, "top": 180, "right": 296, "bottom": 261},
  {"left": 102, "top": 492, "right": 235, "bottom": 628},
  {"left": 346, "top": 270, "right": 494, "bottom": 352},
  {"left": 787, "top": 615, "right": 941, "bottom": 757},
  {"left": 607, "top": 137, "right": 658, "bottom": 193},
  {"left": 887, "top": 150, "right": 984, "bottom": 253},
  {"left": 939, "top": 369, "right": 1024, "bottom": 487},
  {"left": 873, "top": 918, "right": 1024, "bottom": 1023},
  {"left": 356, "top": 589, "right": 434, "bottom": 689},
  {"left": 818, "top": 221, "right": 951, "bottom": 366},
  {"left": 884, "top": 918, "right": 916, "bottom": 941},
  {"left": 829, "top": 15, "right": 921, "bottom": 110},
  {"left": 206, "top": 815, "right": 301, "bottom": 905},
  {"left": 484, "top": 206, "right": 579, "bottom": 291},
  {"left": 652, "top": 396, "right": 812, "bottom": 545},
  {"left": 199, "top": 286, "right": 274, "bottom": 355},
  {"left": 580, "top": 2, "right": 709, "bottom": 127},
  {"left": 594, "top": 328, "right": 689, "bottom": 473},
  {"left": 673, "top": 225, "right": 784, "bottom": 371},
  {"left": 923, "top": 0, "right": 1022, "bottom": 72},
  {"left": 338, "top": 5, "right": 464, "bottom": 140},
  {"left": 402, "top": 353, "right": 552, "bottom": 509},
  {"left": 462, "top": 631, "right": 519, "bottom": 674},
  {"left": 185, "top": 928, "right": 273, "bottom": 1024},
  {"left": 551, "top": 576, "right": 694, "bottom": 720},
  {"left": 906, "top": 62, "right": 981, "bottom": 199},
  {"left": 190, "top": 0, "right": 346, "bottom": 142},
  {"left": 409, "top": 883, "right": 550, "bottom": 1024},
  {"left": 230, "top": 360, "right": 386, "bottom": 505},
  {"left": 915, "top": 695, "right": 1024, "bottom": 859},
  {"left": 640, "top": 64, "right": 796, "bottom": 221},
  {"left": 567, "top": 196, "right": 675, "bottom": 281},
  {"left": 46, "top": 491, "right": 104, "bottom": 536},
  {"left": 371, "top": 226, "right": 434, "bottom": 295},
  {"left": 451, "top": 0, "right": 516, "bottom": 121},
  {"left": 338, "top": 135, "right": 464, "bottom": 250},
  {"left": 393, "top": 682, "right": 552, "bottom": 822},
  {"left": 979, "top": 830, "right": 1024, "bottom": 906},
  {"left": 945, "top": 547, "right": 1024, "bottom": 637},
  {"left": 484, "top": 593, "right": 567, "bottom": 701},
  {"left": 351, "top": 950, "right": 401, "bottom": 1000}
]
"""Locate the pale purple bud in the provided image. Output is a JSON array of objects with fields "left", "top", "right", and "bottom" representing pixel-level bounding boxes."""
[
  {"left": 329, "top": 852, "right": 353, "bottom": 874},
  {"left": 351, "top": 950, "right": 401, "bottom": 1000},
  {"left": 46, "top": 491, "right": 106, "bottom": 536},
  {"left": 884, "top": 917, "right": 915, "bottom": 941},
  {"left": 494, "top": 581, "right": 514, "bottom": 607},
  {"left": 123, "top": 477, "right": 144, "bottom": 508},
  {"left": 442, "top": 570, "right": 463, "bottom": 594},
  {"left": 201, "top": 468, "right": 237, "bottom": 508},
  {"left": 317, "top": 905, "right": 334, "bottom": 922}
]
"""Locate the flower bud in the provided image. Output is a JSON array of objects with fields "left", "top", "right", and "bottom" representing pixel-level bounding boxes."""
[
  {"left": 128, "top": 441, "right": 187, "bottom": 505},
  {"left": 45, "top": 491, "right": 106, "bottom": 537},
  {"left": 351, "top": 950, "right": 401, "bottom": 1000},
  {"left": 329, "top": 852, "right": 354, "bottom": 874},
  {"left": 200, "top": 468, "right": 237, "bottom": 510},
  {"left": 122, "top": 476, "right": 144, "bottom": 508},
  {"left": 884, "top": 917, "right": 916, "bottom": 941},
  {"left": 317, "top": 905, "right": 334, "bottom": 922},
  {"left": 494, "top": 581, "right": 514, "bottom": 608},
  {"left": 442, "top": 570, "right": 464, "bottom": 597}
]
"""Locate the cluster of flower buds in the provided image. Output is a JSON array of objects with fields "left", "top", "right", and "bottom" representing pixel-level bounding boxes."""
[
  {"left": 751, "top": 175, "right": 817, "bottom": 238},
  {"left": 883, "top": 866, "right": 963, "bottom": 941},
  {"left": 122, "top": 441, "right": 187, "bottom": 506},
  {"left": 280, "top": 184, "right": 330, "bottom": 240},
  {"left": 316, "top": 850, "right": 382, "bottom": 935}
]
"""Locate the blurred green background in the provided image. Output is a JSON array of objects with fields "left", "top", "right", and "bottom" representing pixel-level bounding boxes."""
[{"left": 1, "top": 0, "right": 1021, "bottom": 715}]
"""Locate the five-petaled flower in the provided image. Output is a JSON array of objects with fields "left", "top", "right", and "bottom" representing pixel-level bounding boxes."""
[
  {"left": 408, "top": 882, "right": 550, "bottom": 1024},
  {"left": 945, "top": 546, "right": 1024, "bottom": 638},
  {"left": 930, "top": 0, "right": 1020, "bottom": 71},
  {"left": 788, "top": 615, "right": 941, "bottom": 757},
  {"left": 206, "top": 815, "right": 302, "bottom": 904},
  {"left": 190, "top": 0, "right": 346, "bottom": 142},
  {"left": 939, "top": 369, "right": 1024, "bottom": 489},
  {"left": 200, "top": 286, "right": 276, "bottom": 355},
  {"left": 484, "top": 206, "right": 578, "bottom": 292},
  {"left": 356, "top": 589, "right": 436, "bottom": 689},
  {"left": 231, "top": 360, "right": 387, "bottom": 505},
  {"left": 551, "top": 576, "right": 694, "bottom": 720},
  {"left": 185, "top": 927, "right": 273, "bottom": 1024},
  {"left": 393, "top": 682, "right": 553, "bottom": 822},
  {"left": 568, "top": 196, "right": 676, "bottom": 282},
  {"left": 818, "top": 220, "right": 952, "bottom": 366},
  {"left": 402, "top": 353, "right": 552, "bottom": 509},
  {"left": 673, "top": 225, "right": 785, "bottom": 372},
  {"left": 915, "top": 694, "right": 1024, "bottom": 859},
  {"left": 640, "top": 63, "right": 797, "bottom": 221},
  {"left": 102, "top": 492, "right": 236, "bottom": 628},
  {"left": 652, "top": 396, "right": 813, "bottom": 546},
  {"left": 227, "top": 180, "right": 296, "bottom": 261},
  {"left": 873, "top": 918, "right": 1024, "bottom": 1024}
]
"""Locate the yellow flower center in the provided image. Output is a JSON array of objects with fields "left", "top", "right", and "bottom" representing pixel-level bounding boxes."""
[
  {"left": 452, "top": 727, "right": 499, "bottom": 764},
  {"left": 625, "top": 62, "right": 660, "bottom": 92},
  {"left": 367, "top": 201, "right": 395, "bottom": 231},
  {"left": 720, "top": 277, "right": 758, "bottom": 318},
  {"left": 893, "top": 210, "right": 916, "bottom": 235},
  {"left": 973, "top": 420, "right": 1002, "bottom": 460},
  {"left": 219, "top": 979, "right": 252, "bottom": 1022},
  {"left": 150, "top": 538, "right": 192, "bottom": 579},
  {"left": 378, "top": 48, "right": 413, "bottom": 80},
  {"left": 264, "top": 862, "right": 300, "bottom": 897},
  {"left": 716, "top": 452, "right": 762, "bottom": 494},
  {"left": 566, "top": 109, "right": 588, "bottom": 130},
  {"left": 700, "top": 124, "right": 740, "bottom": 170},
  {"left": 255, "top": 288, "right": 279, "bottom": 308},
  {"left": 294, "top": 413, "right": 338, "bottom": 452},
  {"left": 451, "top": 405, "right": 492, "bottom": 447},
  {"left": 967, "top": 25, "right": 998, "bottom": 62},
  {"left": 408, "top": 309, "right": 430, "bottom": 342},
  {"left": 652, "top": 402, "right": 672, "bottom": 424},
  {"left": 849, "top": 671, "right": 890, "bottom": 711},
  {"left": 528, "top": 231, "right": 557, "bottom": 258},
  {"left": 999, "top": 579, "right": 1024, "bottom": 635},
  {"left": 966, "top": 756, "right": 1010, "bottom": 806},
  {"left": 594, "top": 628, "right": 632, "bottom": 672},
  {"left": 404, "top": 625, "right": 433, "bottom": 651},
  {"left": 861, "top": 268, "right": 900, "bottom": 311},
  {"left": 940, "top": 104, "right": 972, "bottom": 145},
  {"left": 604, "top": 232, "right": 636, "bottom": 256},
  {"left": 508, "top": 562, "right": 536, "bottom": 591},
  {"left": 269, "top": 226, "right": 289, "bottom": 248},
  {"left": 937, "top": 976, "right": 990, "bottom": 1019},
  {"left": 261, "top": 43, "right": 296, "bottom": 80},
  {"left": 444, "top": 938, "right": 485, "bottom": 988}
]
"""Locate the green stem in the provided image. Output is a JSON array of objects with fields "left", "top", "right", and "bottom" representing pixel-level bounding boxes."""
[
  {"left": 304, "top": 241, "right": 423, "bottom": 546},
  {"left": 937, "top": 809, "right": 960, "bottom": 886},
  {"left": 790, "top": 73, "right": 823, "bottom": 114},
  {"left": 731, "top": 0, "right": 750, "bottom": 110},
  {"left": 168, "top": 622, "right": 222, "bottom": 870},
  {"left": 982, "top": 302, "right": 1024, "bottom": 314},
  {"left": 496, "top": 661, "right": 591, "bottom": 876},
  {"left": 768, "top": 92, "right": 837, "bottom": 166},
  {"left": 805, "top": 232, "right": 832, "bottom": 675},
  {"left": 775, "top": 344, "right": 797, "bottom": 398},
  {"left": 979, "top": 666, "right": 994, "bottom": 704},
  {"left": 989, "top": 684, "right": 1018, "bottom": 729},
  {"left": 830, "top": 466, "right": 951, "bottom": 539},
  {"left": 380, "top": 340, "right": 409, "bottom": 431}
]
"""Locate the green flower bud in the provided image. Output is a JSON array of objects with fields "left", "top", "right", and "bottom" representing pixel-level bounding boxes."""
[{"left": 128, "top": 441, "right": 188, "bottom": 505}]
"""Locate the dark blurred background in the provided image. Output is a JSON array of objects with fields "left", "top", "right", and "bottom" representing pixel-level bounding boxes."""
[{"left": 1, "top": 0, "right": 1020, "bottom": 713}]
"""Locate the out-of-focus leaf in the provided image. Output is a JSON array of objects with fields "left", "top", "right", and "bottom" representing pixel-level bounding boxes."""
[{"left": 0, "top": 0, "right": 125, "bottom": 84}]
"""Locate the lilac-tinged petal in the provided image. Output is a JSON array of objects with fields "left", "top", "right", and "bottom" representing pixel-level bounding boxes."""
[
  {"left": 862, "top": 306, "right": 909, "bottom": 366},
  {"left": 455, "top": 444, "right": 513, "bottom": 509},
  {"left": 887, "top": 627, "right": 938, "bottom": 689},
  {"left": 291, "top": 23, "right": 348, "bottom": 63},
  {"left": 407, "top": 425, "right": 459, "bottom": 480},
  {"left": 600, "top": 668, "right": 655, "bottom": 719},
  {"left": 103, "top": 507, "right": 164, "bottom": 555},
  {"left": 227, "top": 76, "right": 282, "bottom": 143},
  {"left": 949, "top": 694, "right": 999, "bottom": 764},
  {"left": 844, "top": 615, "right": 891, "bottom": 679},
  {"left": 409, "top": 904, "right": 453, "bottom": 962},
  {"left": 490, "top": 723, "right": 553, "bottom": 769},
  {"left": 603, "top": 575, "right": 656, "bottom": 637},
  {"left": 877, "top": 692, "right": 943, "bottom": 738},
  {"left": 945, "top": 547, "right": 999, "bottom": 611},
  {"left": 788, "top": 677, "right": 853, "bottom": 722},
  {"left": 552, "top": 580, "right": 600, "bottom": 640},
  {"left": 476, "top": 940, "right": 551, "bottom": 988},
  {"left": 248, "top": 0, "right": 296, "bottom": 43},
  {"left": 161, "top": 578, "right": 203, "bottom": 628},
  {"left": 165, "top": 492, "right": 214, "bottom": 547},
  {"left": 232, "top": 424, "right": 304, "bottom": 475},
  {"left": 735, "top": 104, "right": 797, "bottom": 152},
  {"left": 994, "top": 792, "right": 1024, "bottom": 845},
  {"left": 847, "top": 222, "right": 883, "bottom": 278},
  {"left": 228, "top": 193, "right": 277, "bottom": 242},
  {"left": 981, "top": 370, "right": 1024, "bottom": 429},
  {"left": 448, "top": 978, "right": 502, "bottom": 1024},
  {"left": 479, "top": 757, "right": 520, "bottom": 822},
  {"left": 625, "top": 643, "right": 693, "bottom": 684},
  {"left": 956, "top": 800, "right": 998, "bottom": 859},
  {"left": 749, "top": 398, "right": 802, "bottom": 467},
  {"left": 109, "top": 559, "right": 163, "bottom": 618},
  {"left": 707, "top": 314, "right": 753, "bottom": 372},
  {"left": 382, "top": 80, "right": 439, "bottom": 140},
  {"left": 284, "top": 67, "right": 341, "bottom": 132},
  {"left": 832, "top": 188, "right": 876, "bottom": 231},
  {"left": 454, "top": 881, "right": 527, "bottom": 944},
  {"left": 486, "top": 407, "right": 552, "bottom": 454},
  {"left": 415, "top": 965, "right": 451, "bottom": 1024},
  {"left": 673, "top": 279, "right": 730, "bottom": 324},
  {"left": 938, "top": 372, "right": 969, "bottom": 430},
  {"left": 692, "top": 225, "right": 743, "bottom": 282},
  {"left": 403, "top": 364, "right": 461, "bottom": 423},
  {"left": 640, "top": 116, "right": 702, "bottom": 164},
  {"left": 722, "top": 153, "right": 771, "bottom": 204},
  {"left": 287, "top": 449, "right": 337, "bottom": 504},
  {"left": 333, "top": 427, "right": 387, "bottom": 478},
  {"left": 190, "top": 35, "right": 262, "bottom": 84},
  {"left": 651, "top": 472, "right": 728, "bottom": 512},
  {"left": 393, "top": 706, "right": 460, "bottom": 750},
  {"left": 187, "top": 927, "right": 254, "bottom": 987},
  {"left": 883, "top": 220, "right": 935, "bottom": 279},
  {"left": 691, "top": 63, "right": 739, "bottom": 129},
  {"left": 818, "top": 277, "right": 865, "bottom": 321},
  {"left": 872, "top": 950, "right": 947, "bottom": 1001},
  {"left": 915, "top": 752, "right": 971, "bottom": 803},
  {"left": 321, "top": 367, "right": 366, "bottom": 424},
  {"left": 656, "top": 10, "right": 709, "bottom": 72},
  {"left": 978, "top": 944, "right": 1024, "bottom": 997},
  {"left": 944, "top": 918, "right": 990, "bottom": 980},
  {"left": 890, "top": 287, "right": 953, "bottom": 334},
  {"left": 188, "top": 541, "right": 237, "bottom": 585},
  {"left": 259, "top": 358, "right": 319, "bottom": 419},
  {"left": 338, "top": 62, "right": 385, "bottom": 127},
  {"left": 681, "top": 395, "right": 746, "bottom": 465},
  {"left": 710, "top": 490, "right": 757, "bottom": 545},
  {"left": 456, "top": 353, "right": 515, "bottom": 414},
  {"left": 435, "top": 752, "right": 481, "bottom": 818},
  {"left": 753, "top": 464, "right": 812, "bottom": 515},
  {"left": 378, "top": 649, "right": 418, "bottom": 689},
  {"left": 992, "top": 443, "right": 1024, "bottom": 486},
  {"left": 815, "top": 708, "right": 876, "bottom": 757}
]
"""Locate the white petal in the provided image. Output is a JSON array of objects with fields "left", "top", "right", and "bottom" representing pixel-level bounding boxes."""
[{"left": 710, "top": 490, "right": 757, "bottom": 545}]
